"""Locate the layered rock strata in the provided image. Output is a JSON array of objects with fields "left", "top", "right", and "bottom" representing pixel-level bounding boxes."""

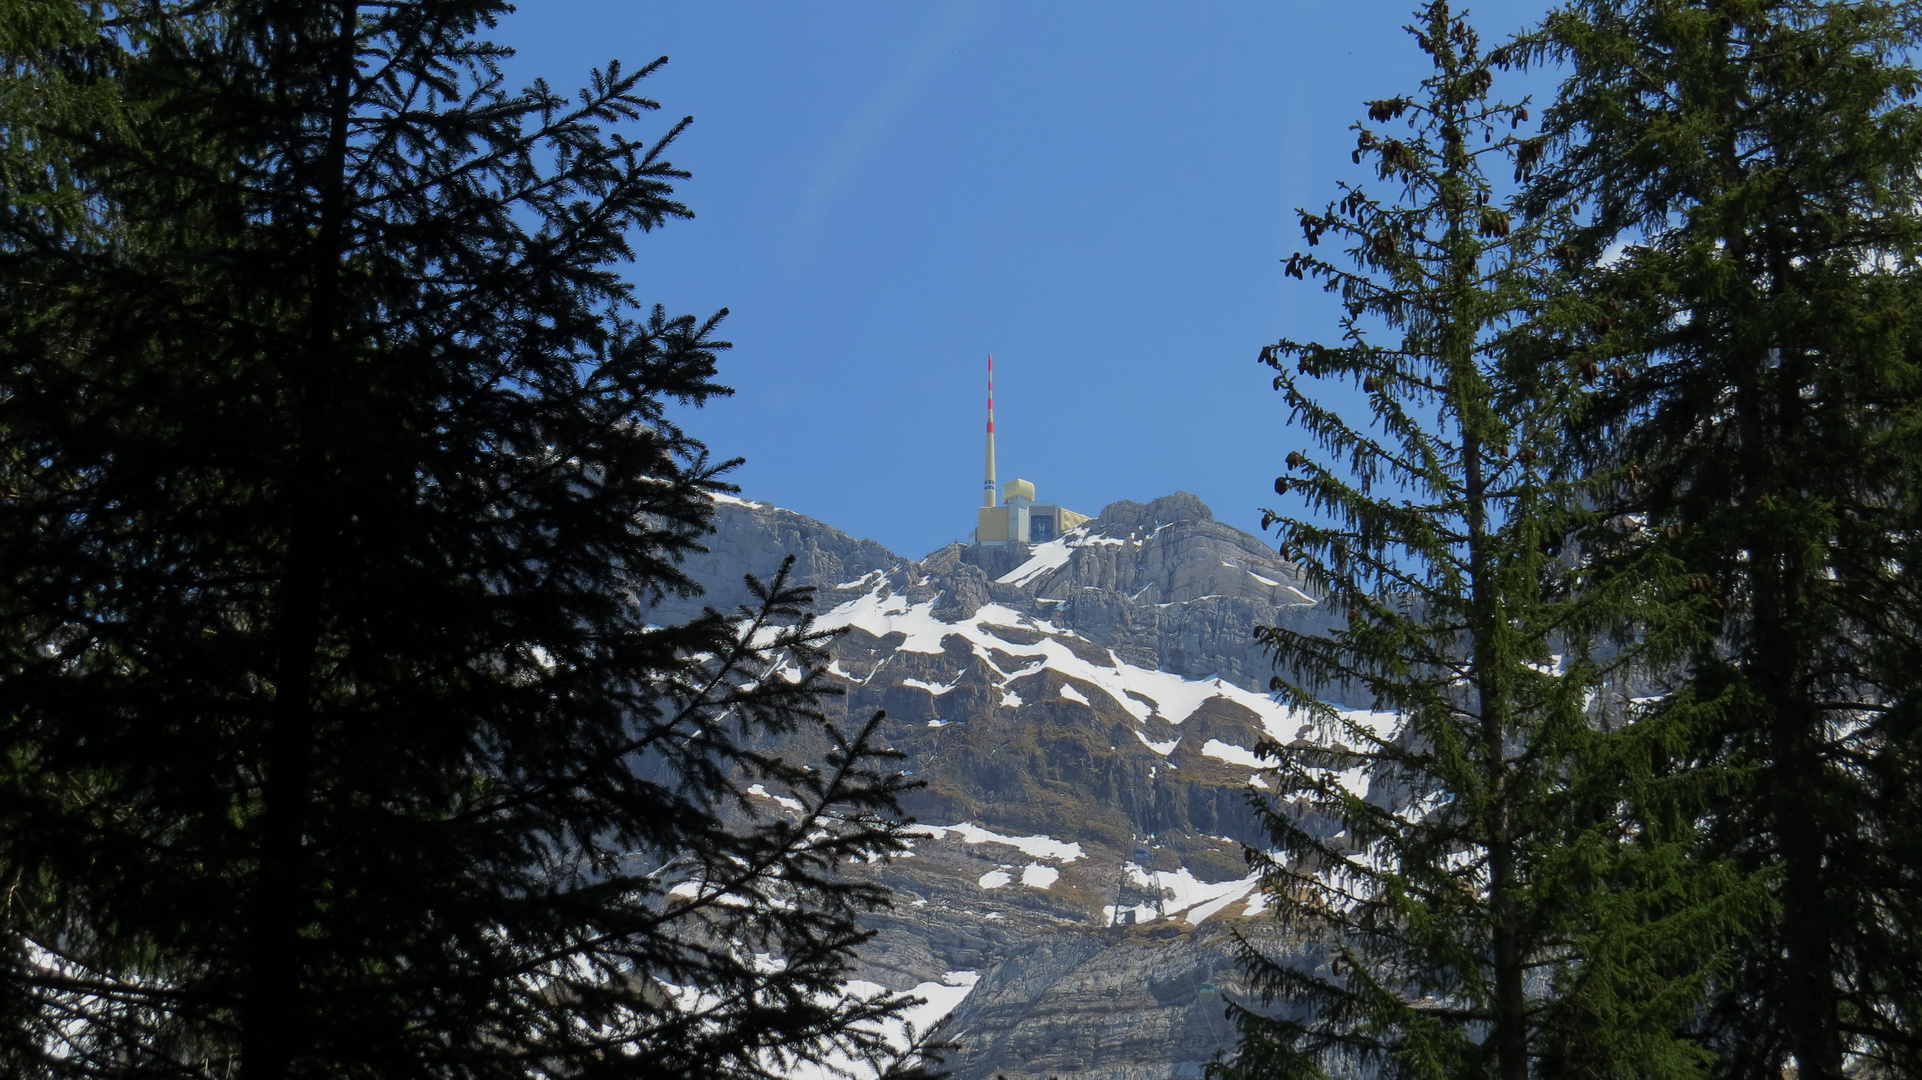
[{"left": 657, "top": 492, "right": 1356, "bottom": 1080}]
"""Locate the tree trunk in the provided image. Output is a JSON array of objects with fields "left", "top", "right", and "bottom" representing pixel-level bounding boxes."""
[
  {"left": 1463, "top": 357, "right": 1528, "bottom": 1080},
  {"left": 239, "top": 7, "right": 357, "bottom": 1077},
  {"left": 1742, "top": 334, "right": 1843, "bottom": 1080}
]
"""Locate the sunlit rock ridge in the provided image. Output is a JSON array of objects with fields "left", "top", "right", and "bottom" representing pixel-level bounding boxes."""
[{"left": 662, "top": 492, "right": 1369, "bottom": 1080}]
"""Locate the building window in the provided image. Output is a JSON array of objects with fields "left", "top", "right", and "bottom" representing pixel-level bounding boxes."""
[{"left": 1031, "top": 515, "right": 1055, "bottom": 541}]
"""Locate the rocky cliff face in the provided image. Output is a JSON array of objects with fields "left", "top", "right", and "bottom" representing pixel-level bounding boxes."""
[{"left": 658, "top": 492, "right": 1351, "bottom": 1080}]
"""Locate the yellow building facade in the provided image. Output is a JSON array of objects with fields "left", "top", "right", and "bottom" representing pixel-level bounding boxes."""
[{"left": 976, "top": 478, "right": 1090, "bottom": 546}]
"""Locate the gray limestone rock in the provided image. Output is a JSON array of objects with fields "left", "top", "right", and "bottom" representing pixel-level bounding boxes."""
[
  {"left": 666, "top": 492, "right": 1349, "bottom": 1080},
  {"left": 644, "top": 495, "right": 901, "bottom": 626}
]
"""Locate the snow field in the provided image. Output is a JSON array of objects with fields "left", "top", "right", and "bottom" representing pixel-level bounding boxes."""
[
  {"left": 906, "top": 822, "right": 1085, "bottom": 863},
  {"left": 994, "top": 527, "right": 1142, "bottom": 587},
  {"left": 1101, "top": 864, "right": 1265, "bottom": 928},
  {"left": 783, "top": 971, "right": 982, "bottom": 1080},
  {"left": 1020, "top": 863, "right": 1060, "bottom": 888},
  {"left": 975, "top": 863, "right": 1060, "bottom": 891},
  {"left": 996, "top": 537, "right": 1073, "bottom": 586},
  {"left": 1132, "top": 729, "right": 1180, "bottom": 755},
  {"left": 1199, "top": 739, "right": 1268, "bottom": 769},
  {"left": 814, "top": 580, "right": 1328, "bottom": 751},
  {"left": 746, "top": 783, "right": 803, "bottom": 811}
]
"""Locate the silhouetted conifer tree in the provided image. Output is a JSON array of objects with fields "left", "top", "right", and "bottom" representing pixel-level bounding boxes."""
[
  {"left": 0, "top": 4, "right": 921, "bottom": 1077},
  {"left": 1528, "top": 3, "right": 1922, "bottom": 1077},
  {"left": 1216, "top": 6, "right": 1756, "bottom": 1079}
]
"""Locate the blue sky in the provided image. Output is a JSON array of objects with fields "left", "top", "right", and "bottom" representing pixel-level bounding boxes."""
[{"left": 498, "top": 1, "right": 1556, "bottom": 558}]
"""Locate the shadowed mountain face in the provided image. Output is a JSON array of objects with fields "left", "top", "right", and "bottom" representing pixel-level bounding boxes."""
[{"left": 657, "top": 493, "right": 1355, "bottom": 1080}]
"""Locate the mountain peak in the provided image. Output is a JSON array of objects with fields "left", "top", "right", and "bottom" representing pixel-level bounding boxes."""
[
  {"left": 679, "top": 491, "right": 1320, "bottom": 692},
  {"left": 664, "top": 491, "right": 1363, "bottom": 1080},
  {"left": 1097, "top": 490, "right": 1214, "bottom": 528}
]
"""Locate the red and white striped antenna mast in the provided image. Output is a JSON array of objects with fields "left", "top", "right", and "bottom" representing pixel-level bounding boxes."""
[{"left": 983, "top": 353, "right": 998, "bottom": 508}]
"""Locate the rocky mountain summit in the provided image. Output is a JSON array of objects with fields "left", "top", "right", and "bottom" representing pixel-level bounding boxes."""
[{"left": 660, "top": 492, "right": 1362, "bottom": 1080}]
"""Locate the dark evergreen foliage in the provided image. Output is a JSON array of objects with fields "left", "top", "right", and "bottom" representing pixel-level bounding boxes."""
[
  {"left": 1529, "top": 2, "right": 1922, "bottom": 1076},
  {"left": 0, "top": 3, "right": 920, "bottom": 1077},
  {"left": 1216, "top": 5, "right": 1756, "bottom": 1079}
]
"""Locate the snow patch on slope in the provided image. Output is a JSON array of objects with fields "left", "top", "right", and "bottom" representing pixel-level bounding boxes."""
[
  {"left": 817, "top": 579, "right": 1315, "bottom": 729},
  {"left": 1103, "top": 865, "right": 1264, "bottom": 928},
  {"left": 1132, "top": 729, "right": 1180, "bottom": 756},
  {"left": 1200, "top": 739, "right": 1268, "bottom": 769},
  {"left": 814, "top": 590, "right": 951, "bottom": 653},
  {"left": 746, "top": 783, "right": 803, "bottom": 811},
  {"left": 908, "top": 822, "right": 1085, "bottom": 863},
  {"left": 996, "top": 538, "right": 1072, "bottom": 586},
  {"left": 1020, "top": 864, "right": 1059, "bottom": 889},
  {"left": 786, "top": 972, "right": 982, "bottom": 1080}
]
